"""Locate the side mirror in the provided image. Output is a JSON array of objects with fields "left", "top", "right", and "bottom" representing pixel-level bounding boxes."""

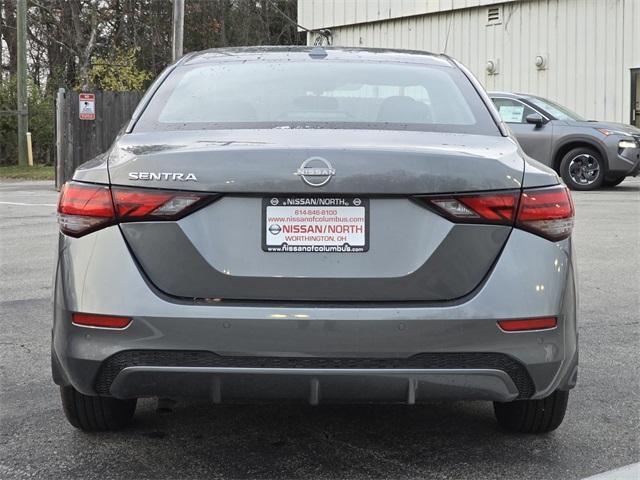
[{"left": 526, "top": 113, "right": 546, "bottom": 126}]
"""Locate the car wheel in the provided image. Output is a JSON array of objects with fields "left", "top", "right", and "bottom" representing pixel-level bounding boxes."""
[
  {"left": 602, "top": 176, "right": 626, "bottom": 187},
  {"left": 493, "top": 389, "right": 569, "bottom": 433},
  {"left": 60, "top": 385, "right": 136, "bottom": 431},
  {"left": 559, "top": 147, "right": 604, "bottom": 190}
]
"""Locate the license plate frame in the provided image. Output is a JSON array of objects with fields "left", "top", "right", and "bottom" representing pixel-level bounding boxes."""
[{"left": 262, "top": 196, "right": 369, "bottom": 253}]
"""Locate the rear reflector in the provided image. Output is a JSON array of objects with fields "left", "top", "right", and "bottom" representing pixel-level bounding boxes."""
[
  {"left": 58, "top": 181, "right": 215, "bottom": 237},
  {"left": 72, "top": 313, "right": 132, "bottom": 329},
  {"left": 420, "top": 185, "right": 574, "bottom": 241},
  {"left": 497, "top": 317, "right": 557, "bottom": 332}
]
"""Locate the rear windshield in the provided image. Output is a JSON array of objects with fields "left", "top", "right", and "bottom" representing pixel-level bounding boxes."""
[{"left": 135, "top": 60, "right": 500, "bottom": 135}]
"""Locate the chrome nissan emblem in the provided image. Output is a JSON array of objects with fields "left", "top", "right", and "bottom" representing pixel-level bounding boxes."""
[
  {"left": 268, "top": 224, "right": 281, "bottom": 235},
  {"left": 295, "top": 157, "right": 336, "bottom": 187}
]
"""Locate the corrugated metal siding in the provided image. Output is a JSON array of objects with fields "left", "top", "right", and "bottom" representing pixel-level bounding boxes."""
[
  {"left": 298, "top": 0, "right": 519, "bottom": 30},
  {"left": 309, "top": 0, "right": 640, "bottom": 124}
]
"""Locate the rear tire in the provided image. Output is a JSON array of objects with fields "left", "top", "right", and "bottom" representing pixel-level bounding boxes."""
[
  {"left": 602, "top": 176, "right": 626, "bottom": 187},
  {"left": 60, "top": 385, "right": 136, "bottom": 431},
  {"left": 494, "top": 390, "right": 569, "bottom": 433},
  {"left": 559, "top": 147, "right": 604, "bottom": 190}
]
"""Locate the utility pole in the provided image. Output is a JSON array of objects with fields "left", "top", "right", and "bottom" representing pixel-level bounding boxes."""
[
  {"left": 172, "top": 0, "right": 184, "bottom": 62},
  {"left": 16, "top": 0, "right": 28, "bottom": 166}
]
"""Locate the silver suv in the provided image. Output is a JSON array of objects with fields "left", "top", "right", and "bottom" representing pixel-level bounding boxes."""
[
  {"left": 490, "top": 92, "right": 640, "bottom": 190},
  {"left": 52, "top": 47, "right": 578, "bottom": 434}
]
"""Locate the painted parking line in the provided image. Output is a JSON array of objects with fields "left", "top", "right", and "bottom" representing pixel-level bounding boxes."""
[
  {"left": 0, "top": 201, "right": 57, "bottom": 207},
  {"left": 583, "top": 462, "right": 640, "bottom": 480}
]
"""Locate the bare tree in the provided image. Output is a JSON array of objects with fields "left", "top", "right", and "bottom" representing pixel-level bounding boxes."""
[
  {"left": 21, "top": 0, "right": 301, "bottom": 91},
  {"left": 1, "top": 0, "right": 18, "bottom": 76}
]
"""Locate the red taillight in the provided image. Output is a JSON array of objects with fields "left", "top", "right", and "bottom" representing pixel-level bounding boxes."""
[
  {"left": 421, "top": 185, "right": 574, "bottom": 241},
  {"left": 58, "top": 182, "right": 214, "bottom": 237},
  {"left": 58, "top": 182, "right": 116, "bottom": 237},
  {"left": 112, "top": 188, "right": 208, "bottom": 220},
  {"left": 516, "top": 186, "right": 574, "bottom": 241},
  {"left": 498, "top": 317, "right": 557, "bottom": 332},
  {"left": 72, "top": 312, "right": 132, "bottom": 329},
  {"left": 429, "top": 192, "right": 518, "bottom": 224}
]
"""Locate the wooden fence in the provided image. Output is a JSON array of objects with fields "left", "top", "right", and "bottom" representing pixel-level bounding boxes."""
[{"left": 55, "top": 89, "right": 144, "bottom": 188}]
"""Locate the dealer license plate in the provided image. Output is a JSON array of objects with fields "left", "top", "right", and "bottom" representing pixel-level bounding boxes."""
[{"left": 262, "top": 197, "right": 369, "bottom": 253}]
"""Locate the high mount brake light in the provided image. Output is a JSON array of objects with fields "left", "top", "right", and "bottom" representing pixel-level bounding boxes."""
[
  {"left": 421, "top": 186, "right": 574, "bottom": 241},
  {"left": 58, "top": 182, "right": 214, "bottom": 237}
]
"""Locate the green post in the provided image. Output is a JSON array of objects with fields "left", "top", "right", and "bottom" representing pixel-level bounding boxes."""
[{"left": 16, "top": 0, "right": 28, "bottom": 166}]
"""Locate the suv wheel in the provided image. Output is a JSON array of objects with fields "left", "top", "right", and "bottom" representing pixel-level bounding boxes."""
[
  {"left": 559, "top": 147, "right": 604, "bottom": 190},
  {"left": 493, "top": 389, "right": 569, "bottom": 433},
  {"left": 60, "top": 385, "right": 137, "bottom": 431}
]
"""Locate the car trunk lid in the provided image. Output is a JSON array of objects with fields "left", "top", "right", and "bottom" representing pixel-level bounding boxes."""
[{"left": 110, "top": 129, "right": 523, "bottom": 302}]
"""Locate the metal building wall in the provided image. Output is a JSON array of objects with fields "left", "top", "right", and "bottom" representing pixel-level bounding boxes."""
[
  {"left": 302, "top": 0, "right": 640, "bottom": 124},
  {"left": 298, "top": 0, "right": 518, "bottom": 30}
]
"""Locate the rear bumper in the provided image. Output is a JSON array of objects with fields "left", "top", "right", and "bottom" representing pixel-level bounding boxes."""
[
  {"left": 91, "top": 351, "right": 536, "bottom": 403},
  {"left": 110, "top": 367, "right": 521, "bottom": 403},
  {"left": 52, "top": 225, "right": 578, "bottom": 403}
]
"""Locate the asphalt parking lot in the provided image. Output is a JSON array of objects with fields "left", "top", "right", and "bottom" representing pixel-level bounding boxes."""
[{"left": 0, "top": 178, "right": 638, "bottom": 480}]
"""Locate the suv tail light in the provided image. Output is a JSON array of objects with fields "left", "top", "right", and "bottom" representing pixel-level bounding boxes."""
[
  {"left": 58, "top": 182, "right": 215, "bottom": 237},
  {"left": 421, "top": 185, "right": 574, "bottom": 241}
]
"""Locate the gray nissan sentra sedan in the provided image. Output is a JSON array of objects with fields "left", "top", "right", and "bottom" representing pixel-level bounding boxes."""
[{"left": 53, "top": 47, "right": 578, "bottom": 434}]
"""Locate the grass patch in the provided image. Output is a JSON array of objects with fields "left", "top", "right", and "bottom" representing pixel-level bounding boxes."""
[{"left": 0, "top": 164, "right": 55, "bottom": 181}]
